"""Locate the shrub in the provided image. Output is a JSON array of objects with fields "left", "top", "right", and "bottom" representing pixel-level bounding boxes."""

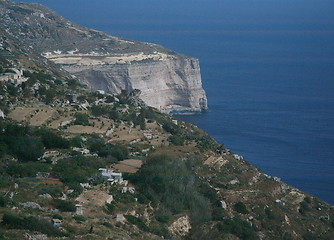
[
  {"left": 109, "top": 188, "right": 135, "bottom": 204},
  {"left": 149, "top": 222, "right": 170, "bottom": 238},
  {"left": 105, "top": 203, "right": 115, "bottom": 214},
  {"left": 299, "top": 200, "right": 311, "bottom": 215},
  {"left": 0, "top": 196, "right": 7, "bottom": 207},
  {"left": 234, "top": 202, "right": 249, "bottom": 214},
  {"left": 155, "top": 214, "right": 171, "bottom": 223},
  {"left": 52, "top": 214, "right": 63, "bottom": 220},
  {"left": 54, "top": 199, "right": 76, "bottom": 212},
  {"left": 303, "top": 233, "right": 317, "bottom": 240},
  {"left": 97, "top": 144, "right": 129, "bottom": 161},
  {"left": 168, "top": 135, "right": 185, "bottom": 146},
  {"left": 87, "top": 135, "right": 105, "bottom": 153},
  {"left": 6, "top": 162, "right": 50, "bottom": 177},
  {"left": 10, "top": 137, "right": 44, "bottom": 161},
  {"left": 162, "top": 121, "right": 181, "bottom": 135},
  {"left": 2, "top": 214, "right": 21, "bottom": 228},
  {"left": 212, "top": 207, "right": 225, "bottom": 221},
  {"left": 109, "top": 110, "right": 120, "bottom": 121},
  {"left": 133, "top": 110, "right": 146, "bottom": 130},
  {"left": 37, "top": 128, "right": 69, "bottom": 149},
  {"left": 91, "top": 105, "right": 107, "bottom": 117},
  {"left": 2, "top": 214, "right": 63, "bottom": 236},
  {"left": 103, "top": 222, "right": 113, "bottom": 228},
  {"left": 52, "top": 155, "right": 103, "bottom": 187},
  {"left": 265, "top": 208, "right": 275, "bottom": 219},
  {"left": 70, "top": 136, "right": 83, "bottom": 148},
  {"left": 155, "top": 206, "right": 172, "bottom": 223},
  {"left": 304, "top": 196, "right": 312, "bottom": 204},
  {"left": 217, "top": 217, "right": 257, "bottom": 240},
  {"left": 124, "top": 215, "right": 149, "bottom": 232},
  {"left": 38, "top": 185, "right": 63, "bottom": 198},
  {"left": 73, "top": 215, "right": 85, "bottom": 223},
  {"left": 131, "top": 154, "right": 211, "bottom": 224},
  {"left": 196, "top": 137, "right": 218, "bottom": 152},
  {"left": 73, "top": 113, "right": 90, "bottom": 126}
]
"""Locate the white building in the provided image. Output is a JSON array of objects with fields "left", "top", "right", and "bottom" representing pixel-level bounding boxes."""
[
  {"left": 73, "top": 147, "right": 90, "bottom": 155},
  {"left": 0, "top": 69, "right": 28, "bottom": 85},
  {"left": 99, "top": 168, "right": 123, "bottom": 183},
  {"left": 0, "top": 110, "right": 4, "bottom": 118},
  {"left": 75, "top": 204, "right": 83, "bottom": 215}
]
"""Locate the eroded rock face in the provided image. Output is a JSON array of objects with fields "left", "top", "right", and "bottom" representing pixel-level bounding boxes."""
[
  {"left": 169, "top": 215, "right": 191, "bottom": 237},
  {"left": 49, "top": 53, "right": 208, "bottom": 114},
  {"left": 0, "top": 0, "right": 208, "bottom": 114}
]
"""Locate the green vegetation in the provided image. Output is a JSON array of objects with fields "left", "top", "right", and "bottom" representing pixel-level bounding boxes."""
[
  {"left": 168, "top": 135, "right": 185, "bottom": 146},
  {"left": 234, "top": 202, "right": 249, "bottom": 214},
  {"left": 73, "top": 215, "right": 86, "bottom": 223},
  {"left": 217, "top": 217, "right": 258, "bottom": 240},
  {"left": 37, "top": 185, "right": 63, "bottom": 198},
  {"left": 2, "top": 214, "right": 64, "bottom": 237},
  {"left": 109, "top": 188, "right": 136, "bottom": 204},
  {"left": 105, "top": 203, "right": 115, "bottom": 214},
  {"left": 36, "top": 128, "right": 70, "bottom": 149},
  {"left": 161, "top": 120, "right": 181, "bottom": 135},
  {"left": 86, "top": 135, "right": 128, "bottom": 160},
  {"left": 133, "top": 110, "right": 146, "bottom": 130},
  {"left": 131, "top": 154, "right": 211, "bottom": 224},
  {"left": 73, "top": 113, "right": 90, "bottom": 126},
  {"left": 124, "top": 215, "right": 149, "bottom": 232},
  {"left": 53, "top": 199, "right": 76, "bottom": 212},
  {"left": 0, "top": 121, "right": 70, "bottom": 162},
  {"left": 0, "top": 196, "right": 7, "bottom": 207},
  {"left": 90, "top": 105, "right": 107, "bottom": 117},
  {"left": 6, "top": 161, "right": 50, "bottom": 177},
  {"left": 0, "top": 121, "right": 44, "bottom": 161},
  {"left": 52, "top": 155, "right": 105, "bottom": 196},
  {"left": 299, "top": 199, "right": 311, "bottom": 215}
]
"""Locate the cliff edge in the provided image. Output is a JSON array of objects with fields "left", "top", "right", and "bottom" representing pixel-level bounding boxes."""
[{"left": 0, "top": 0, "right": 208, "bottom": 114}]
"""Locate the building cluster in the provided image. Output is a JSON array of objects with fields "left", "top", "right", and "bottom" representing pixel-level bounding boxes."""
[
  {"left": 98, "top": 168, "right": 123, "bottom": 184},
  {"left": 0, "top": 69, "right": 28, "bottom": 85}
]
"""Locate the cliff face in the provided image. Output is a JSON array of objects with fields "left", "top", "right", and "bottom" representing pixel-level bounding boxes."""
[
  {"left": 53, "top": 54, "right": 207, "bottom": 114},
  {"left": 0, "top": 0, "right": 208, "bottom": 113}
]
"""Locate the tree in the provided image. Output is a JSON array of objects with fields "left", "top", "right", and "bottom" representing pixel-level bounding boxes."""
[
  {"left": 109, "top": 109, "right": 120, "bottom": 121},
  {"left": 37, "top": 128, "right": 69, "bottom": 149},
  {"left": 10, "top": 137, "right": 44, "bottom": 162},
  {"left": 90, "top": 105, "right": 106, "bottom": 117},
  {"left": 73, "top": 113, "right": 90, "bottom": 126},
  {"left": 134, "top": 109, "right": 146, "bottom": 130},
  {"left": 234, "top": 202, "right": 249, "bottom": 214}
]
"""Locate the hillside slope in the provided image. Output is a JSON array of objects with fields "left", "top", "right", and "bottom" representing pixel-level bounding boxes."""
[
  {"left": 0, "top": 0, "right": 207, "bottom": 114},
  {"left": 0, "top": 1, "right": 333, "bottom": 239}
]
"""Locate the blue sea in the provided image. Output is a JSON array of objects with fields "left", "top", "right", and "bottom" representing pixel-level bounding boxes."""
[{"left": 16, "top": 0, "right": 334, "bottom": 204}]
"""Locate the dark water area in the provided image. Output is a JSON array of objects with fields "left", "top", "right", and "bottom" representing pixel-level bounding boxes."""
[{"left": 15, "top": 0, "right": 334, "bottom": 204}]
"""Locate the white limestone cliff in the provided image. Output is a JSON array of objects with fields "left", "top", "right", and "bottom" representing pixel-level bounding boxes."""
[{"left": 48, "top": 53, "right": 208, "bottom": 114}]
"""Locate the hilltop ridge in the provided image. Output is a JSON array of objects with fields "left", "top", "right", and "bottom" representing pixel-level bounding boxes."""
[{"left": 0, "top": 0, "right": 207, "bottom": 114}]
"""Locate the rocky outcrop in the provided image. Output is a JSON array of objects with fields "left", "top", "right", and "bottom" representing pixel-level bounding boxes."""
[
  {"left": 49, "top": 53, "right": 208, "bottom": 114},
  {"left": 169, "top": 215, "right": 191, "bottom": 237},
  {"left": 0, "top": 0, "right": 208, "bottom": 114}
]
